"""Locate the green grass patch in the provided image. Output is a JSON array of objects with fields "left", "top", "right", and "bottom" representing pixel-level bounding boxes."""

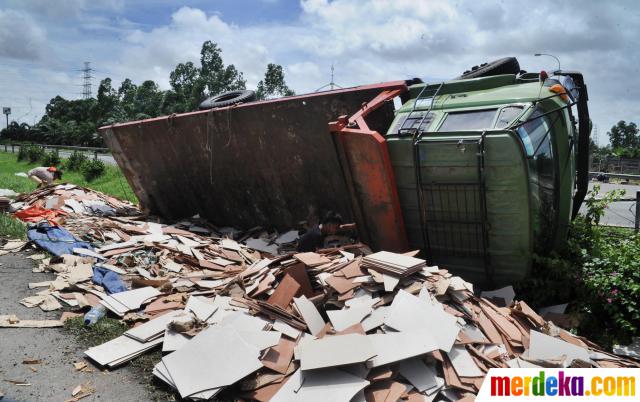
[
  {"left": 64, "top": 316, "right": 128, "bottom": 347},
  {"left": 65, "top": 316, "right": 178, "bottom": 401},
  {"left": 0, "top": 213, "right": 26, "bottom": 239},
  {"left": 0, "top": 151, "right": 137, "bottom": 203}
]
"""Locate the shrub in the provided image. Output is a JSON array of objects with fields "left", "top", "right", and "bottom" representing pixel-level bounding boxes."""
[
  {"left": 26, "top": 145, "right": 45, "bottom": 163},
  {"left": 66, "top": 151, "right": 88, "bottom": 171},
  {"left": 16, "top": 145, "right": 29, "bottom": 161},
  {"left": 41, "top": 149, "right": 61, "bottom": 167},
  {"left": 580, "top": 227, "right": 640, "bottom": 345},
  {"left": 81, "top": 158, "right": 106, "bottom": 182}
]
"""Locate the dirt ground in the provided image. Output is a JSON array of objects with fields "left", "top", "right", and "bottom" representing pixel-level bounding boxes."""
[{"left": 0, "top": 250, "right": 155, "bottom": 402}]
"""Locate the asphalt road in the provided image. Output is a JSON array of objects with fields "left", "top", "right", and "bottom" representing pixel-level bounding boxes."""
[
  {"left": 0, "top": 250, "right": 152, "bottom": 402},
  {"left": 582, "top": 181, "right": 640, "bottom": 227}
]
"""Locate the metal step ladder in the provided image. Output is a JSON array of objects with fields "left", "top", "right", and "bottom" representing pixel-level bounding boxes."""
[{"left": 409, "top": 83, "right": 493, "bottom": 284}]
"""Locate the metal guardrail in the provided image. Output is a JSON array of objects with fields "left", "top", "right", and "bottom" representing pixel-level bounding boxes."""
[
  {"left": 589, "top": 171, "right": 640, "bottom": 181},
  {"left": 1, "top": 143, "right": 110, "bottom": 160}
]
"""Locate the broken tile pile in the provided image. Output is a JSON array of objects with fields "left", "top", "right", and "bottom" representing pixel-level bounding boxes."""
[
  {"left": 11, "top": 184, "right": 139, "bottom": 218},
  {"left": 2, "top": 184, "right": 639, "bottom": 401}
]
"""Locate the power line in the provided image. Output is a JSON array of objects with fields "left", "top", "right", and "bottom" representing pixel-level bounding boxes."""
[{"left": 81, "top": 61, "right": 93, "bottom": 99}]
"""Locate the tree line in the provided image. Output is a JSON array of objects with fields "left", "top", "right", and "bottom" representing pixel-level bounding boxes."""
[
  {"left": 0, "top": 41, "right": 294, "bottom": 147},
  {"left": 592, "top": 120, "right": 640, "bottom": 159}
]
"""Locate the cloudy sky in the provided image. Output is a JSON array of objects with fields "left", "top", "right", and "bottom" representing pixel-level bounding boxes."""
[{"left": 0, "top": 0, "right": 638, "bottom": 144}]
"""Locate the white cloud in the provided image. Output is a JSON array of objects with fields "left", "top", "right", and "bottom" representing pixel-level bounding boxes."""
[
  {"left": 0, "top": 10, "right": 46, "bottom": 61},
  {"left": 0, "top": 0, "right": 638, "bottom": 143}
]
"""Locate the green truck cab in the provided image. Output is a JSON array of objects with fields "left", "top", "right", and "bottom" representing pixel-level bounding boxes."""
[{"left": 385, "top": 64, "right": 590, "bottom": 287}]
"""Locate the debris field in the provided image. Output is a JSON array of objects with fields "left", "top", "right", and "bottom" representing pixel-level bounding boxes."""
[{"left": 1, "top": 183, "right": 638, "bottom": 401}]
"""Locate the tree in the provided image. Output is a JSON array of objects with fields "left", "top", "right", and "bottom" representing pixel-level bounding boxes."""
[
  {"left": 256, "top": 63, "right": 295, "bottom": 100},
  {"left": 198, "top": 40, "right": 246, "bottom": 97},
  {"left": 118, "top": 78, "right": 138, "bottom": 119},
  {"left": 608, "top": 120, "right": 638, "bottom": 149},
  {"left": 169, "top": 61, "right": 202, "bottom": 112},
  {"left": 133, "top": 80, "right": 163, "bottom": 118},
  {"left": 95, "top": 78, "right": 120, "bottom": 124}
]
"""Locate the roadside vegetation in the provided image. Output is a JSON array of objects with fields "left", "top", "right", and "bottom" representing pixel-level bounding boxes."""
[
  {"left": 64, "top": 316, "right": 128, "bottom": 347},
  {"left": 516, "top": 185, "right": 639, "bottom": 348},
  {"left": 0, "top": 151, "right": 136, "bottom": 203},
  {"left": 64, "top": 317, "right": 176, "bottom": 401},
  {"left": 0, "top": 213, "right": 26, "bottom": 239}
]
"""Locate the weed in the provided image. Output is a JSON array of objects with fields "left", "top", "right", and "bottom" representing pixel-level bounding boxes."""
[
  {"left": 0, "top": 213, "right": 26, "bottom": 239},
  {"left": 64, "top": 316, "right": 128, "bottom": 347}
]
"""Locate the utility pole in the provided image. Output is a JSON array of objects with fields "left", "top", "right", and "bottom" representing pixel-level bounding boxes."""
[
  {"left": 82, "top": 61, "right": 93, "bottom": 99},
  {"left": 315, "top": 64, "right": 343, "bottom": 92},
  {"left": 2, "top": 107, "right": 10, "bottom": 129}
]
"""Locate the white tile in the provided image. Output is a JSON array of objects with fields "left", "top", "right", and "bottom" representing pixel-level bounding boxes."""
[
  {"left": 273, "top": 320, "right": 301, "bottom": 339},
  {"left": 360, "top": 306, "right": 388, "bottom": 332},
  {"left": 271, "top": 368, "right": 369, "bottom": 402},
  {"left": 384, "top": 290, "right": 459, "bottom": 352},
  {"left": 293, "top": 295, "right": 326, "bottom": 336},
  {"left": 111, "top": 287, "right": 161, "bottom": 310},
  {"left": 382, "top": 274, "right": 400, "bottom": 292},
  {"left": 327, "top": 305, "right": 372, "bottom": 332},
  {"left": 446, "top": 345, "right": 483, "bottom": 377},
  {"left": 298, "top": 334, "right": 375, "bottom": 370},
  {"left": 125, "top": 310, "right": 184, "bottom": 342},
  {"left": 481, "top": 286, "right": 516, "bottom": 305},
  {"left": 398, "top": 358, "right": 438, "bottom": 392},
  {"left": 529, "top": 331, "right": 591, "bottom": 365},
  {"left": 185, "top": 296, "right": 218, "bottom": 321},
  {"left": 162, "top": 328, "right": 190, "bottom": 353},
  {"left": 161, "top": 326, "right": 262, "bottom": 398},
  {"left": 85, "top": 335, "right": 163, "bottom": 367},
  {"left": 366, "top": 329, "right": 438, "bottom": 367}
]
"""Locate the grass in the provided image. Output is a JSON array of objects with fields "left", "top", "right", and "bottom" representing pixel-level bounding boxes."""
[
  {"left": 0, "top": 151, "right": 137, "bottom": 203},
  {"left": 64, "top": 316, "right": 129, "bottom": 347},
  {"left": 65, "top": 316, "right": 178, "bottom": 401},
  {"left": 0, "top": 213, "right": 26, "bottom": 239}
]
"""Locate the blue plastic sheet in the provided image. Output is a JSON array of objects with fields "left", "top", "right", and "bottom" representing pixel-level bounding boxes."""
[
  {"left": 92, "top": 266, "right": 127, "bottom": 294},
  {"left": 27, "top": 222, "right": 93, "bottom": 257}
]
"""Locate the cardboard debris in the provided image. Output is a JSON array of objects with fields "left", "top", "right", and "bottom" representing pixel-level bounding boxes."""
[
  {"left": 0, "top": 315, "right": 63, "bottom": 328},
  {"left": 3, "top": 184, "right": 637, "bottom": 401}
]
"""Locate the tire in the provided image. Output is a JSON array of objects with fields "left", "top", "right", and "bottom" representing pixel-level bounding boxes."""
[
  {"left": 456, "top": 57, "right": 520, "bottom": 80},
  {"left": 199, "top": 90, "right": 256, "bottom": 109}
]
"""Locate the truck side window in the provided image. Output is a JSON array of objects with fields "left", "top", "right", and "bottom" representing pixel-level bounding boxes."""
[
  {"left": 438, "top": 109, "right": 497, "bottom": 131},
  {"left": 495, "top": 106, "right": 523, "bottom": 129},
  {"left": 393, "top": 111, "right": 434, "bottom": 134}
]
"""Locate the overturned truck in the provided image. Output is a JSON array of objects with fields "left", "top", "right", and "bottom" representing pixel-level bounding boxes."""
[{"left": 100, "top": 57, "right": 590, "bottom": 288}]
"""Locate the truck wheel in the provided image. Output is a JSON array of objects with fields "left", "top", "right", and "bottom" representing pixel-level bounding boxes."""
[
  {"left": 456, "top": 57, "right": 520, "bottom": 80},
  {"left": 199, "top": 90, "right": 256, "bottom": 109}
]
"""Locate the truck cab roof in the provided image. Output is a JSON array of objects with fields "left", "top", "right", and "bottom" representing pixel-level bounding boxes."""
[{"left": 398, "top": 74, "right": 560, "bottom": 114}]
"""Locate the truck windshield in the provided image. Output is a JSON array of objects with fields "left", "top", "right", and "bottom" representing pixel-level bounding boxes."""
[
  {"left": 438, "top": 109, "right": 497, "bottom": 131},
  {"left": 517, "top": 107, "right": 559, "bottom": 250}
]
